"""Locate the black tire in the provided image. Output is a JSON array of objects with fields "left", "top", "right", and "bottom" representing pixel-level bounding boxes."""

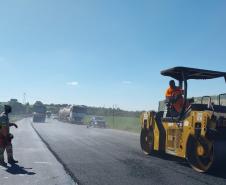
[
  {"left": 140, "top": 127, "right": 154, "bottom": 155},
  {"left": 186, "top": 136, "right": 214, "bottom": 172}
]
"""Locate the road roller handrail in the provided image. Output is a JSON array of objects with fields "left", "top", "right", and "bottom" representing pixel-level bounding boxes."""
[
  {"left": 201, "top": 96, "right": 212, "bottom": 104},
  {"left": 219, "top": 93, "right": 226, "bottom": 106}
]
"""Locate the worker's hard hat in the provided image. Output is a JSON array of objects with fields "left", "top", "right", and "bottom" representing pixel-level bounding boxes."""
[{"left": 169, "top": 80, "right": 175, "bottom": 86}]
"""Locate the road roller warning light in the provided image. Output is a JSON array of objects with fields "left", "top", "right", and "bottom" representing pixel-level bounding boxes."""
[{"left": 140, "top": 67, "right": 226, "bottom": 172}]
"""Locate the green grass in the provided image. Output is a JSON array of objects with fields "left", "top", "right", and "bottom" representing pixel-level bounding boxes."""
[
  {"left": 9, "top": 114, "right": 27, "bottom": 122},
  {"left": 84, "top": 115, "right": 92, "bottom": 124},
  {"left": 84, "top": 115, "right": 141, "bottom": 133}
]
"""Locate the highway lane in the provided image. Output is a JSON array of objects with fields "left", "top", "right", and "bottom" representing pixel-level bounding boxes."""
[{"left": 32, "top": 119, "right": 226, "bottom": 185}]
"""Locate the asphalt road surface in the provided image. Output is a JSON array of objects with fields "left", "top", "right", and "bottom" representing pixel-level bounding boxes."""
[
  {"left": 0, "top": 118, "right": 75, "bottom": 185},
  {"left": 32, "top": 119, "right": 226, "bottom": 185}
]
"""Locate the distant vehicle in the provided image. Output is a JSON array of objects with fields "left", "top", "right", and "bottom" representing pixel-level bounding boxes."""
[
  {"left": 59, "top": 105, "right": 87, "bottom": 124},
  {"left": 33, "top": 101, "right": 46, "bottom": 123},
  {"left": 46, "top": 111, "right": 52, "bottom": 118},
  {"left": 87, "top": 116, "right": 107, "bottom": 128},
  {"left": 52, "top": 114, "right": 58, "bottom": 120}
]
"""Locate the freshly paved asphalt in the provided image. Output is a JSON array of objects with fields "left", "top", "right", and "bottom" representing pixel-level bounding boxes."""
[{"left": 33, "top": 118, "right": 226, "bottom": 185}]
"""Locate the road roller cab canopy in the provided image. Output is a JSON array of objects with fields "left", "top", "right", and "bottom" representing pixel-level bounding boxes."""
[
  {"left": 161, "top": 67, "right": 226, "bottom": 118},
  {"left": 161, "top": 66, "right": 226, "bottom": 82}
]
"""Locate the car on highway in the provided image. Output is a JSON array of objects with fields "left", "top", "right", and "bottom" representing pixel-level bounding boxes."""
[{"left": 87, "top": 116, "right": 107, "bottom": 128}]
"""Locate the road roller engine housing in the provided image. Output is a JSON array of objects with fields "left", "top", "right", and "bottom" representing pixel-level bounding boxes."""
[{"left": 140, "top": 67, "right": 226, "bottom": 172}]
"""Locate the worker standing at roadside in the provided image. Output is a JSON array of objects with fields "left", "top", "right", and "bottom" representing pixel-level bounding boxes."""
[
  {"left": 165, "top": 80, "right": 184, "bottom": 114},
  {"left": 0, "top": 105, "right": 18, "bottom": 165}
]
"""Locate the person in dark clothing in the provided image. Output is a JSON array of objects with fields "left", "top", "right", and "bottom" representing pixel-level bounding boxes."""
[{"left": 0, "top": 105, "right": 18, "bottom": 165}]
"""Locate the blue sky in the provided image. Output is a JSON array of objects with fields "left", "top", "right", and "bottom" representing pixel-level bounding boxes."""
[{"left": 0, "top": 0, "right": 226, "bottom": 110}]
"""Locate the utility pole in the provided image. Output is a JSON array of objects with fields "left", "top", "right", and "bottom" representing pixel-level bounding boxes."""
[
  {"left": 112, "top": 104, "right": 117, "bottom": 128},
  {"left": 23, "top": 93, "right": 27, "bottom": 105},
  {"left": 113, "top": 104, "right": 115, "bottom": 128}
]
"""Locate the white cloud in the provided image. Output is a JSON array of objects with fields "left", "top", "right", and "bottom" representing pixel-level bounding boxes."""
[
  {"left": 122, "top": 81, "right": 132, "bottom": 85},
  {"left": 66, "top": 81, "right": 79, "bottom": 86}
]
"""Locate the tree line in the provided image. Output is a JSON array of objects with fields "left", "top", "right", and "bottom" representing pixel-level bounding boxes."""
[
  {"left": 2, "top": 95, "right": 226, "bottom": 117},
  {"left": 0, "top": 99, "right": 142, "bottom": 117},
  {"left": 46, "top": 104, "right": 142, "bottom": 117}
]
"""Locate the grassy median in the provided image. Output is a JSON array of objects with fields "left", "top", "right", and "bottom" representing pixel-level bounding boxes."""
[
  {"left": 9, "top": 114, "right": 27, "bottom": 122},
  {"left": 84, "top": 115, "right": 141, "bottom": 133}
]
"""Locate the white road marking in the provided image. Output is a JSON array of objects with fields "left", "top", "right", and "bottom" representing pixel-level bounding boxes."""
[{"left": 33, "top": 161, "right": 50, "bottom": 164}]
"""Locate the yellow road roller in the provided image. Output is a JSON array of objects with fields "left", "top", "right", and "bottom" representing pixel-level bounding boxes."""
[{"left": 140, "top": 67, "right": 226, "bottom": 172}]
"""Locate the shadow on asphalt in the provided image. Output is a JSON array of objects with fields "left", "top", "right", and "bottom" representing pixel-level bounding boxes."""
[
  {"left": 150, "top": 152, "right": 226, "bottom": 179},
  {"left": 6, "top": 164, "right": 36, "bottom": 176},
  {"left": 208, "top": 166, "right": 226, "bottom": 179}
]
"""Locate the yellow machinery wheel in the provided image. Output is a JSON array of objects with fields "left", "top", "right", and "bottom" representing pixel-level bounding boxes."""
[
  {"left": 140, "top": 127, "right": 154, "bottom": 155},
  {"left": 186, "top": 136, "right": 214, "bottom": 172}
]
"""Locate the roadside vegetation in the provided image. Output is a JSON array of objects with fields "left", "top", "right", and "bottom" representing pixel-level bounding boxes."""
[
  {"left": 0, "top": 99, "right": 142, "bottom": 132},
  {"left": 9, "top": 114, "right": 28, "bottom": 122},
  {"left": 2, "top": 94, "right": 225, "bottom": 132},
  {"left": 84, "top": 106, "right": 142, "bottom": 133},
  {"left": 84, "top": 115, "right": 140, "bottom": 133},
  {"left": 105, "top": 116, "right": 140, "bottom": 133}
]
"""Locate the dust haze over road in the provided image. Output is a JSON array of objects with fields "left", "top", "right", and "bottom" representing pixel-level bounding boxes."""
[{"left": 32, "top": 118, "right": 226, "bottom": 185}]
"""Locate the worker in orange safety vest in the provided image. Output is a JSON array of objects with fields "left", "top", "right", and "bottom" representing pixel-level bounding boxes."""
[{"left": 165, "top": 80, "right": 184, "bottom": 114}]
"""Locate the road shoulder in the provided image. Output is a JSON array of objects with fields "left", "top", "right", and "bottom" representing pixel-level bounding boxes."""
[{"left": 0, "top": 118, "right": 76, "bottom": 185}]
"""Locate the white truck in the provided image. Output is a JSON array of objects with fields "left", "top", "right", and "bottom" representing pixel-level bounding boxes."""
[{"left": 59, "top": 105, "right": 87, "bottom": 124}]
